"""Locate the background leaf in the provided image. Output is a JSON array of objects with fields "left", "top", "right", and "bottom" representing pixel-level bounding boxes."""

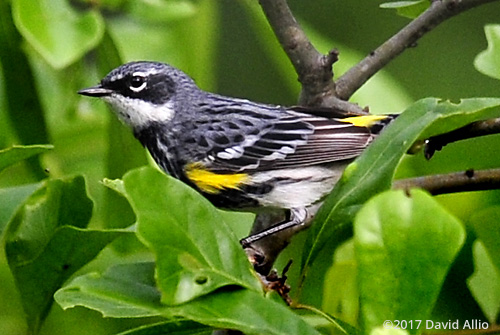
[
  {"left": 12, "top": 0, "right": 105, "bottom": 69},
  {"left": 0, "top": 2, "right": 49, "bottom": 179},
  {"left": 466, "top": 241, "right": 500, "bottom": 323},
  {"left": 467, "top": 206, "right": 500, "bottom": 322},
  {"left": 0, "top": 145, "right": 52, "bottom": 172},
  {"left": 470, "top": 206, "right": 500, "bottom": 270},
  {"left": 474, "top": 24, "right": 500, "bottom": 80},
  {"left": 123, "top": 167, "right": 260, "bottom": 305},
  {"left": 354, "top": 189, "right": 465, "bottom": 333},
  {"left": 4, "top": 176, "right": 127, "bottom": 333},
  {"left": 0, "top": 182, "right": 41, "bottom": 234},
  {"left": 380, "top": 1, "right": 430, "bottom": 19}
]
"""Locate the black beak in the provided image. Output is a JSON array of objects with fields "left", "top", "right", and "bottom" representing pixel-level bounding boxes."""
[{"left": 78, "top": 85, "right": 114, "bottom": 97}]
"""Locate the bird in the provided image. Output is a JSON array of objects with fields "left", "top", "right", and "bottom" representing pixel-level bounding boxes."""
[{"left": 78, "top": 61, "right": 396, "bottom": 247}]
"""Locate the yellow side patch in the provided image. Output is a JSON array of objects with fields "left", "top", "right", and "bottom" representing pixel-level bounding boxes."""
[
  {"left": 339, "top": 115, "right": 389, "bottom": 127},
  {"left": 184, "top": 163, "right": 249, "bottom": 194}
]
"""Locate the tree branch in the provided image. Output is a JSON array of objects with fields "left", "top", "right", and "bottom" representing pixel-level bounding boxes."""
[
  {"left": 258, "top": 0, "right": 365, "bottom": 114},
  {"left": 336, "top": 0, "right": 499, "bottom": 100},
  {"left": 259, "top": 0, "right": 498, "bottom": 109},
  {"left": 393, "top": 168, "right": 500, "bottom": 195}
]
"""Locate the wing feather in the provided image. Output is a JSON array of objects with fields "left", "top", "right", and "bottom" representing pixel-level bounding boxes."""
[{"left": 180, "top": 99, "right": 381, "bottom": 173}]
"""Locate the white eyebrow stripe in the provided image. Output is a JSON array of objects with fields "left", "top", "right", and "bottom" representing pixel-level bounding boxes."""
[{"left": 132, "top": 71, "right": 147, "bottom": 77}]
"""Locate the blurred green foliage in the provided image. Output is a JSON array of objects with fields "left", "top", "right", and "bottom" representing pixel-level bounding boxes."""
[{"left": 1, "top": 0, "right": 500, "bottom": 334}]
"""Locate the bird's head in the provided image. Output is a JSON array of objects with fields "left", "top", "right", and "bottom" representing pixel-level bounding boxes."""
[{"left": 78, "top": 61, "right": 198, "bottom": 130}]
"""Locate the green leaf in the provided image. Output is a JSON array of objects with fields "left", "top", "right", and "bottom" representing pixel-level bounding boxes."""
[
  {"left": 102, "top": 178, "right": 127, "bottom": 197},
  {"left": 322, "top": 241, "right": 358, "bottom": 327},
  {"left": 12, "top": 0, "right": 105, "bottom": 69},
  {"left": 55, "top": 262, "right": 163, "bottom": 318},
  {"left": 474, "top": 24, "right": 500, "bottom": 80},
  {"left": 474, "top": 24, "right": 500, "bottom": 79},
  {"left": 300, "top": 97, "right": 500, "bottom": 289},
  {"left": 467, "top": 241, "right": 500, "bottom": 323},
  {"left": 354, "top": 189, "right": 465, "bottom": 333},
  {"left": 115, "top": 320, "right": 212, "bottom": 335},
  {"left": 380, "top": 1, "right": 430, "bottom": 19},
  {"left": 166, "top": 289, "right": 323, "bottom": 335},
  {"left": 0, "top": 144, "right": 53, "bottom": 173},
  {"left": 56, "top": 262, "right": 322, "bottom": 335},
  {"left": 122, "top": 167, "right": 260, "bottom": 305},
  {"left": 470, "top": 206, "right": 500, "bottom": 270},
  {"left": 0, "top": 182, "right": 41, "bottom": 233},
  {"left": 4, "top": 176, "right": 128, "bottom": 333},
  {"left": 468, "top": 206, "right": 500, "bottom": 322}
]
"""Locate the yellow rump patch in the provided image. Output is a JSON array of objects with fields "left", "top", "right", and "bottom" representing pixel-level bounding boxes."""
[
  {"left": 184, "top": 163, "right": 249, "bottom": 194},
  {"left": 339, "top": 115, "right": 389, "bottom": 127}
]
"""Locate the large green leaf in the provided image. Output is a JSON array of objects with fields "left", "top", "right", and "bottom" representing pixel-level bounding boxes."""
[
  {"left": 0, "top": 145, "right": 52, "bottom": 173},
  {"left": 12, "top": 0, "right": 104, "bottom": 69},
  {"left": 300, "top": 98, "right": 500, "bottom": 289},
  {"left": 354, "top": 189, "right": 465, "bottom": 333},
  {"left": 474, "top": 24, "right": 500, "bottom": 80},
  {"left": 122, "top": 167, "right": 260, "bottom": 305},
  {"left": 3, "top": 176, "right": 128, "bottom": 333},
  {"left": 166, "top": 288, "right": 323, "bottom": 335},
  {"left": 56, "top": 261, "right": 322, "bottom": 335}
]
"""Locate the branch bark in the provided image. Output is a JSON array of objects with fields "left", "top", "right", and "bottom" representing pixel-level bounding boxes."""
[
  {"left": 258, "top": 0, "right": 365, "bottom": 114},
  {"left": 393, "top": 168, "right": 500, "bottom": 195}
]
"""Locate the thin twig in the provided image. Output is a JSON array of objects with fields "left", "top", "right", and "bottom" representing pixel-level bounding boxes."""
[
  {"left": 393, "top": 168, "right": 500, "bottom": 195},
  {"left": 336, "top": 0, "right": 499, "bottom": 100},
  {"left": 424, "top": 117, "right": 500, "bottom": 159}
]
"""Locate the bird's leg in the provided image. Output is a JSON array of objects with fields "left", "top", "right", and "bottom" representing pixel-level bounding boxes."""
[{"left": 240, "top": 208, "right": 308, "bottom": 248}]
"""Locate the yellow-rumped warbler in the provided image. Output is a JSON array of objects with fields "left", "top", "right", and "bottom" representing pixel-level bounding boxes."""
[{"left": 79, "top": 61, "right": 396, "bottom": 246}]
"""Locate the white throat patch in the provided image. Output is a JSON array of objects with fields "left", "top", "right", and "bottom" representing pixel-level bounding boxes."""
[{"left": 103, "top": 94, "right": 175, "bottom": 129}]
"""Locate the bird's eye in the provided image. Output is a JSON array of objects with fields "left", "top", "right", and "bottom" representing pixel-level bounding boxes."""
[{"left": 129, "top": 75, "right": 147, "bottom": 92}]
